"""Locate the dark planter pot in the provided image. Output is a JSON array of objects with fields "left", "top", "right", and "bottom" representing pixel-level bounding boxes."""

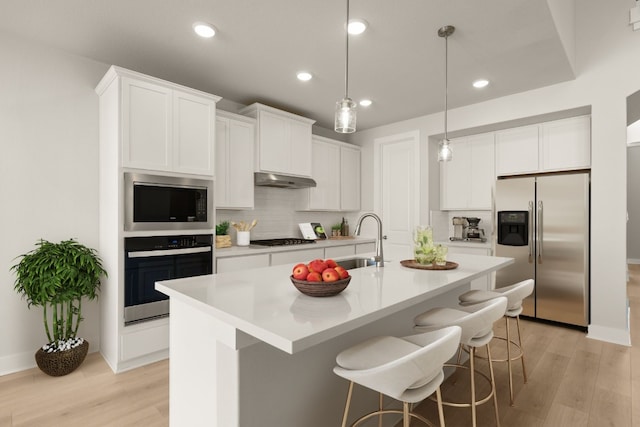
[{"left": 35, "top": 340, "right": 89, "bottom": 376}]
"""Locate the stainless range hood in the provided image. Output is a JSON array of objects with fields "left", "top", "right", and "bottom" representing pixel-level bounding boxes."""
[{"left": 254, "top": 172, "right": 316, "bottom": 189}]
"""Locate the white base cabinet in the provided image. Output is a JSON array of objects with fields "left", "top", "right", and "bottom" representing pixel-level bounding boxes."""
[
  {"left": 496, "top": 115, "right": 590, "bottom": 177},
  {"left": 440, "top": 133, "right": 495, "bottom": 210},
  {"left": 215, "top": 111, "right": 255, "bottom": 209}
]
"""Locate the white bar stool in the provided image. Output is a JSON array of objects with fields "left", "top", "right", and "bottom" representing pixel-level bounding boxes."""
[
  {"left": 458, "top": 279, "right": 535, "bottom": 406},
  {"left": 333, "top": 326, "right": 462, "bottom": 427},
  {"left": 413, "top": 297, "right": 508, "bottom": 427}
]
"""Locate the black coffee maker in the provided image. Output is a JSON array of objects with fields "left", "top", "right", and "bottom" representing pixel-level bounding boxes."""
[{"left": 464, "top": 217, "right": 485, "bottom": 239}]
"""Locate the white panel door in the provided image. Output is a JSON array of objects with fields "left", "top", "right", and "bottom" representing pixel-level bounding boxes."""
[
  {"left": 121, "top": 77, "right": 172, "bottom": 171},
  {"left": 173, "top": 91, "right": 216, "bottom": 175},
  {"left": 375, "top": 131, "right": 420, "bottom": 262}
]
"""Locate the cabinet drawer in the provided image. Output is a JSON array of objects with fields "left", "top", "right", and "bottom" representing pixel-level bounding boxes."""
[
  {"left": 325, "top": 245, "right": 356, "bottom": 258},
  {"left": 121, "top": 322, "right": 169, "bottom": 361},
  {"left": 271, "top": 248, "right": 324, "bottom": 265},
  {"left": 216, "top": 254, "right": 269, "bottom": 273}
]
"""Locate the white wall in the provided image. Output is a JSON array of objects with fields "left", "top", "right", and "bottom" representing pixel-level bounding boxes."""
[
  {"left": 351, "top": 0, "right": 640, "bottom": 346},
  {"left": 0, "top": 32, "right": 109, "bottom": 374}
]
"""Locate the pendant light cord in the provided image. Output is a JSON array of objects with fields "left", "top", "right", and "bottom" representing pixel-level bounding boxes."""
[
  {"left": 345, "top": 0, "right": 350, "bottom": 99},
  {"left": 444, "top": 32, "right": 448, "bottom": 142}
]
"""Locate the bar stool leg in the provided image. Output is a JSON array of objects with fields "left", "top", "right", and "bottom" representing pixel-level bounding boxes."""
[
  {"left": 516, "top": 315, "right": 528, "bottom": 384},
  {"left": 436, "top": 387, "right": 446, "bottom": 427},
  {"left": 403, "top": 402, "right": 410, "bottom": 427},
  {"left": 505, "top": 316, "right": 515, "bottom": 406},
  {"left": 486, "top": 343, "right": 501, "bottom": 427},
  {"left": 341, "top": 381, "right": 354, "bottom": 427},
  {"left": 378, "top": 393, "right": 384, "bottom": 427},
  {"left": 469, "top": 346, "right": 477, "bottom": 427}
]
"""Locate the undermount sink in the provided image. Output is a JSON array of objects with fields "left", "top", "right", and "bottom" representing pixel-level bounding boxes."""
[{"left": 339, "top": 257, "right": 377, "bottom": 270}]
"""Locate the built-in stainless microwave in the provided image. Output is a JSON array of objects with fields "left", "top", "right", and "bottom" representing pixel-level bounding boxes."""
[{"left": 124, "top": 173, "right": 213, "bottom": 231}]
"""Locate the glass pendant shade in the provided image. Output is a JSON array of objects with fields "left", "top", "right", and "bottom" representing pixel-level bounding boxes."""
[
  {"left": 335, "top": 98, "right": 357, "bottom": 133},
  {"left": 438, "top": 140, "right": 452, "bottom": 162}
]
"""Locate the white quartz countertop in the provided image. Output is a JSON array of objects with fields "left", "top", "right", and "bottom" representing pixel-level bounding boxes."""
[
  {"left": 215, "top": 236, "right": 376, "bottom": 258},
  {"left": 156, "top": 254, "right": 512, "bottom": 354},
  {"left": 435, "top": 239, "right": 493, "bottom": 250}
]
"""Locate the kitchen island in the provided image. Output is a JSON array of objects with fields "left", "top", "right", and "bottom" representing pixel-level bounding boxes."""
[{"left": 156, "top": 253, "right": 513, "bottom": 427}]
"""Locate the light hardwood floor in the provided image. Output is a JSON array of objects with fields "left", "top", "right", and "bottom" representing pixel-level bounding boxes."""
[{"left": 1, "top": 266, "right": 638, "bottom": 427}]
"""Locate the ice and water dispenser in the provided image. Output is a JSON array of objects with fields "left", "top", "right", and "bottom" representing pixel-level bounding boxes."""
[{"left": 497, "top": 211, "right": 528, "bottom": 246}]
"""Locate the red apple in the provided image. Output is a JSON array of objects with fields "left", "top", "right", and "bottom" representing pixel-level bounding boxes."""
[
  {"left": 326, "top": 258, "right": 338, "bottom": 268},
  {"left": 292, "top": 263, "right": 309, "bottom": 280},
  {"left": 308, "top": 259, "right": 329, "bottom": 273},
  {"left": 322, "top": 268, "right": 340, "bottom": 282},
  {"left": 334, "top": 266, "right": 349, "bottom": 279},
  {"left": 306, "top": 271, "right": 322, "bottom": 282}
]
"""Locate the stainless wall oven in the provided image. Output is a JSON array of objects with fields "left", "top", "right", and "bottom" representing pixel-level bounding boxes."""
[{"left": 124, "top": 234, "right": 213, "bottom": 325}]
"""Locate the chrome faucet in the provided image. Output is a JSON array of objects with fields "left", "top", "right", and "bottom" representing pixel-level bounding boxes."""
[{"left": 354, "top": 213, "right": 384, "bottom": 267}]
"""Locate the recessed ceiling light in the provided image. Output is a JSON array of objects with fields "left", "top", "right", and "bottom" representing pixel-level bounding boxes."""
[
  {"left": 359, "top": 99, "right": 372, "bottom": 107},
  {"left": 473, "top": 79, "right": 489, "bottom": 88},
  {"left": 297, "top": 71, "right": 313, "bottom": 81},
  {"left": 193, "top": 22, "right": 216, "bottom": 38},
  {"left": 348, "top": 19, "right": 368, "bottom": 35}
]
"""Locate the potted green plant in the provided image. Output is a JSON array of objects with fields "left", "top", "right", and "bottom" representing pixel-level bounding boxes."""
[
  {"left": 331, "top": 223, "right": 342, "bottom": 237},
  {"left": 11, "top": 238, "right": 107, "bottom": 376},
  {"left": 215, "top": 220, "right": 232, "bottom": 248}
]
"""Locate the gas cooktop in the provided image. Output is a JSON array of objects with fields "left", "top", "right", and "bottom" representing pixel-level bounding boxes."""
[{"left": 250, "top": 238, "right": 316, "bottom": 246}]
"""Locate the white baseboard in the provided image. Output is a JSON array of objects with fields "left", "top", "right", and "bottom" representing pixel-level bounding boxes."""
[
  {"left": 587, "top": 324, "right": 631, "bottom": 346},
  {"left": 627, "top": 258, "right": 640, "bottom": 264}
]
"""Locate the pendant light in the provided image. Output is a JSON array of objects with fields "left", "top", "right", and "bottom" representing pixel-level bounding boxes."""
[
  {"left": 335, "top": 0, "right": 356, "bottom": 133},
  {"left": 438, "top": 25, "right": 455, "bottom": 162}
]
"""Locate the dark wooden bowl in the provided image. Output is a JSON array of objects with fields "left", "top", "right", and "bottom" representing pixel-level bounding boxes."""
[{"left": 290, "top": 275, "right": 351, "bottom": 297}]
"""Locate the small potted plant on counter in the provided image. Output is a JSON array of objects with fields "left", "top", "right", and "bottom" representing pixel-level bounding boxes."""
[
  {"left": 331, "top": 223, "right": 342, "bottom": 237},
  {"left": 11, "top": 238, "right": 107, "bottom": 376},
  {"left": 216, "top": 221, "right": 232, "bottom": 248}
]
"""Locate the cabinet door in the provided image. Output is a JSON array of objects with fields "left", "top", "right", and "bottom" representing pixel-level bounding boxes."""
[
  {"left": 121, "top": 77, "right": 172, "bottom": 171},
  {"left": 257, "top": 110, "right": 289, "bottom": 174},
  {"left": 226, "top": 119, "right": 255, "bottom": 208},
  {"left": 271, "top": 248, "right": 324, "bottom": 266},
  {"left": 440, "top": 138, "right": 471, "bottom": 210},
  {"left": 309, "top": 139, "right": 340, "bottom": 210},
  {"left": 216, "top": 254, "right": 270, "bottom": 273},
  {"left": 495, "top": 125, "right": 539, "bottom": 176},
  {"left": 469, "top": 133, "right": 495, "bottom": 209},
  {"left": 215, "top": 118, "right": 230, "bottom": 206},
  {"left": 340, "top": 145, "right": 361, "bottom": 211},
  {"left": 289, "top": 119, "right": 312, "bottom": 177},
  {"left": 173, "top": 91, "right": 216, "bottom": 175},
  {"left": 540, "top": 115, "right": 590, "bottom": 172}
]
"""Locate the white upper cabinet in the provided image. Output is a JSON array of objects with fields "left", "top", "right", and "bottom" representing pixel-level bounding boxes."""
[
  {"left": 440, "top": 133, "right": 495, "bottom": 210},
  {"left": 540, "top": 115, "right": 591, "bottom": 172},
  {"left": 299, "top": 135, "right": 361, "bottom": 211},
  {"left": 172, "top": 91, "right": 218, "bottom": 175},
  {"left": 100, "top": 66, "right": 220, "bottom": 176},
  {"left": 340, "top": 144, "right": 361, "bottom": 211},
  {"left": 495, "top": 115, "right": 590, "bottom": 176},
  {"left": 495, "top": 124, "right": 540, "bottom": 176},
  {"left": 215, "top": 111, "right": 255, "bottom": 209},
  {"left": 240, "top": 103, "right": 315, "bottom": 177}
]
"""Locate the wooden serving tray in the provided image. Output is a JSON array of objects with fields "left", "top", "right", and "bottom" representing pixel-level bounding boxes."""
[{"left": 400, "top": 260, "right": 459, "bottom": 270}]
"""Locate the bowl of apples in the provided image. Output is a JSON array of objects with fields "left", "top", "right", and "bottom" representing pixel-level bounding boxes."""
[{"left": 290, "top": 258, "right": 351, "bottom": 297}]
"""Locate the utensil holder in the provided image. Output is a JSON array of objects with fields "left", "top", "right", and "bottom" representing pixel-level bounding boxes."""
[{"left": 237, "top": 231, "right": 250, "bottom": 246}]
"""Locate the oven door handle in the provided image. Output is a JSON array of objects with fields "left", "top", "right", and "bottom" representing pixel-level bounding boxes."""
[{"left": 127, "top": 246, "right": 212, "bottom": 258}]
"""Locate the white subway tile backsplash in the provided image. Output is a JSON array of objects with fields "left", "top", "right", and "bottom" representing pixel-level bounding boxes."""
[{"left": 216, "top": 187, "right": 356, "bottom": 239}]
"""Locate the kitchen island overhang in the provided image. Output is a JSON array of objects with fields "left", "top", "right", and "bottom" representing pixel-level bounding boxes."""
[{"left": 156, "top": 254, "right": 514, "bottom": 427}]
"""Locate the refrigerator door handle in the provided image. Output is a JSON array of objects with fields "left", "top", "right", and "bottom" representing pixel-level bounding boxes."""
[
  {"left": 528, "top": 201, "right": 534, "bottom": 263},
  {"left": 538, "top": 200, "right": 543, "bottom": 264}
]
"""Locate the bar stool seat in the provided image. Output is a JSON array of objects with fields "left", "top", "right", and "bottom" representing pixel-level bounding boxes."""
[
  {"left": 458, "top": 279, "right": 535, "bottom": 406},
  {"left": 414, "top": 297, "right": 508, "bottom": 427},
  {"left": 333, "top": 326, "right": 462, "bottom": 427}
]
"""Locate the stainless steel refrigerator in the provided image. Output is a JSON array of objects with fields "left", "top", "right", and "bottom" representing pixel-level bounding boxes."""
[{"left": 494, "top": 172, "right": 589, "bottom": 327}]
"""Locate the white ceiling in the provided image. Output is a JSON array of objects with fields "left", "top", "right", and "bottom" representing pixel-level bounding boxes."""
[{"left": 0, "top": 0, "right": 576, "bottom": 132}]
